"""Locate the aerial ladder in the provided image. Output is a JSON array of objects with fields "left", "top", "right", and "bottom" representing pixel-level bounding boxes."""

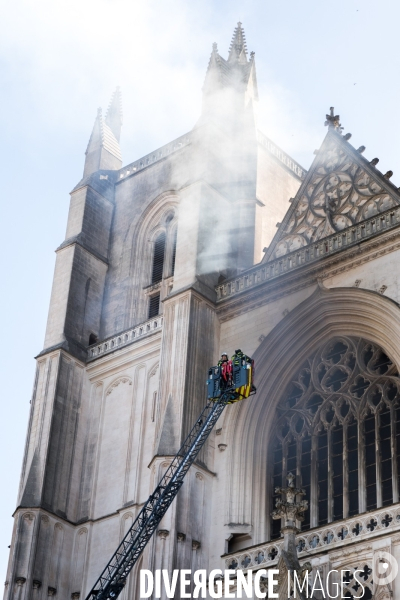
[{"left": 85, "top": 350, "right": 256, "bottom": 600}]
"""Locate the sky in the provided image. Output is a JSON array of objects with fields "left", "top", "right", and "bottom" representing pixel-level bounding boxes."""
[{"left": 1, "top": 0, "right": 400, "bottom": 582}]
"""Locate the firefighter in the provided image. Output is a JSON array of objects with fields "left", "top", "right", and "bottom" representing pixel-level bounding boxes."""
[
  {"left": 232, "top": 349, "right": 245, "bottom": 367},
  {"left": 218, "top": 352, "right": 233, "bottom": 388}
]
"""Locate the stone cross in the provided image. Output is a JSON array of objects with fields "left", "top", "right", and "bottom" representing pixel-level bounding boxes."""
[{"left": 324, "top": 107, "right": 343, "bottom": 132}]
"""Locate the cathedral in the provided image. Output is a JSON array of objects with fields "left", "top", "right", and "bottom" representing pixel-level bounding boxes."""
[{"left": 5, "top": 22, "right": 400, "bottom": 599}]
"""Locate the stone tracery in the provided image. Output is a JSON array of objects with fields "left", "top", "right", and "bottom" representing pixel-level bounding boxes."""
[
  {"left": 271, "top": 137, "right": 400, "bottom": 259},
  {"left": 270, "top": 336, "right": 400, "bottom": 539},
  {"left": 341, "top": 564, "right": 373, "bottom": 600}
]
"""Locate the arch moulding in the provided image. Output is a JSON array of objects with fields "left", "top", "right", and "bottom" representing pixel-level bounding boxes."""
[{"left": 223, "top": 285, "right": 400, "bottom": 545}]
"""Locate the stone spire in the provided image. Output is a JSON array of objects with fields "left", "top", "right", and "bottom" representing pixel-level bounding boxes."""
[
  {"left": 105, "top": 86, "right": 123, "bottom": 142},
  {"left": 201, "top": 22, "right": 258, "bottom": 120},
  {"left": 83, "top": 93, "right": 122, "bottom": 178},
  {"left": 228, "top": 21, "right": 248, "bottom": 64}
]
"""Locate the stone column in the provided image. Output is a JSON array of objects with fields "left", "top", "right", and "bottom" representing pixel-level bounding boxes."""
[{"left": 152, "top": 287, "right": 219, "bottom": 577}]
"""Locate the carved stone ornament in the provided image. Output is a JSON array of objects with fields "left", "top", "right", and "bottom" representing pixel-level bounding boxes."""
[
  {"left": 106, "top": 377, "right": 132, "bottom": 396},
  {"left": 47, "top": 587, "right": 57, "bottom": 596},
  {"left": 218, "top": 443, "right": 227, "bottom": 451},
  {"left": 375, "top": 590, "right": 392, "bottom": 600},
  {"left": 71, "top": 593, "right": 80, "bottom": 600},
  {"left": 23, "top": 512, "right": 34, "bottom": 522},
  {"left": 15, "top": 577, "right": 26, "bottom": 586},
  {"left": 271, "top": 476, "right": 310, "bottom": 600},
  {"left": 158, "top": 529, "right": 169, "bottom": 540},
  {"left": 271, "top": 335, "right": 400, "bottom": 533},
  {"left": 341, "top": 564, "right": 373, "bottom": 600},
  {"left": 273, "top": 336, "right": 399, "bottom": 437},
  {"left": 271, "top": 473, "right": 308, "bottom": 526},
  {"left": 149, "top": 363, "right": 159, "bottom": 378},
  {"left": 177, "top": 532, "right": 186, "bottom": 542},
  {"left": 192, "top": 540, "right": 201, "bottom": 550},
  {"left": 33, "top": 580, "right": 42, "bottom": 589},
  {"left": 268, "top": 133, "right": 400, "bottom": 260},
  {"left": 324, "top": 107, "right": 343, "bottom": 132}
]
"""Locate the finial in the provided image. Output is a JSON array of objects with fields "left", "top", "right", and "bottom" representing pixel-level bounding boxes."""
[
  {"left": 250, "top": 51, "right": 255, "bottom": 60},
  {"left": 287, "top": 472, "right": 295, "bottom": 487},
  {"left": 105, "top": 87, "right": 123, "bottom": 142},
  {"left": 97, "top": 107, "right": 102, "bottom": 117},
  {"left": 271, "top": 473, "right": 308, "bottom": 526},
  {"left": 228, "top": 21, "right": 248, "bottom": 62},
  {"left": 212, "top": 42, "right": 218, "bottom": 52},
  {"left": 324, "top": 107, "right": 343, "bottom": 132}
]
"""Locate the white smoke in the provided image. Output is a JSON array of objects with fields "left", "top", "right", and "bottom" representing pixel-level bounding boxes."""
[
  {"left": 0, "top": 0, "right": 323, "bottom": 586},
  {"left": 0, "top": 0, "right": 320, "bottom": 165}
]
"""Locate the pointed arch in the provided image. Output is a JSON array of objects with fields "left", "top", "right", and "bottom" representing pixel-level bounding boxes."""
[
  {"left": 112, "top": 192, "right": 179, "bottom": 329},
  {"left": 223, "top": 285, "right": 400, "bottom": 545},
  {"left": 105, "top": 376, "right": 133, "bottom": 397}
]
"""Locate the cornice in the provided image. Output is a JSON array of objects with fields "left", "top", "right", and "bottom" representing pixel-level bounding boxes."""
[
  {"left": 56, "top": 235, "right": 109, "bottom": 266},
  {"left": 164, "top": 280, "right": 218, "bottom": 307},
  {"left": 216, "top": 226, "right": 400, "bottom": 322},
  {"left": 35, "top": 338, "right": 88, "bottom": 364}
]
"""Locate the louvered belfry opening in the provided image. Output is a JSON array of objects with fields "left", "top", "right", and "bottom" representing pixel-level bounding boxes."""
[
  {"left": 148, "top": 294, "right": 160, "bottom": 319},
  {"left": 151, "top": 232, "right": 166, "bottom": 284},
  {"left": 171, "top": 228, "right": 177, "bottom": 276},
  {"left": 270, "top": 336, "right": 400, "bottom": 539}
]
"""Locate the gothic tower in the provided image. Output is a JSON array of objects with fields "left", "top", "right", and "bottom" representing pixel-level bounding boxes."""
[{"left": 11, "top": 23, "right": 400, "bottom": 599}]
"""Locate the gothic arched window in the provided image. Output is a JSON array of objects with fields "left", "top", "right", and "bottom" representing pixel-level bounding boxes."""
[
  {"left": 151, "top": 232, "right": 166, "bottom": 284},
  {"left": 171, "top": 227, "right": 177, "bottom": 276},
  {"left": 270, "top": 337, "right": 400, "bottom": 540}
]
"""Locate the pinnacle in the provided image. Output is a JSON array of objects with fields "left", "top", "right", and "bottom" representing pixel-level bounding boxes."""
[
  {"left": 324, "top": 106, "right": 343, "bottom": 133},
  {"left": 105, "top": 87, "right": 123, "bottom": 142},
  {"left": 228, "top": 21, "right": 248, "bottom": 63}
]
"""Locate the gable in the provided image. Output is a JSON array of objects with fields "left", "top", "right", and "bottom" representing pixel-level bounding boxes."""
[{"left": 263, "top": 129, "right": 400, "bottom": 261}]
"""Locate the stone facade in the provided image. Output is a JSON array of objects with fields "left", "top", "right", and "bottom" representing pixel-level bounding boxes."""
[{"left": 5, "top": 23, "right": 400, "bottom": 600}]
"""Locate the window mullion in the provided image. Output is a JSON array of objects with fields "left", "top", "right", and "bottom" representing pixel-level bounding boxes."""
[
  {"left": 358, "top": 419, "right": 366, "bottom": 513},
  {"left": 281, "top": 441, "right": 288, "bottom": 535},
  {"left": 310, "top": 435, "right": 318, "bottom": 528},
  {"left": 391, "top": 403, "right": 399, "bottom": 503},
  {"left": 343, "top": 423, "right": 349, "bottom": 519},
  {"left": 282, "top": 441, "right": 288, "bottom": 483},
  {"left": 327, "top": 428, "right": 333, "bottom": 523},
  {"left": 376, "top": 411, "right": 382, "bottom": 508},
  {"left": 296, "top": 438, "right": 302, "bottom": 529}
]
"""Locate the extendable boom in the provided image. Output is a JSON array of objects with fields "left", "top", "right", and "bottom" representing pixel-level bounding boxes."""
[{"left": 85, "top": 392, "right": 235, "bottom": 600}]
